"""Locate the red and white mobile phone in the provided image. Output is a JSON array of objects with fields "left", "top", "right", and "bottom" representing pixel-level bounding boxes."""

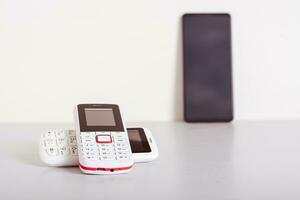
[{"left": 74, "top": 104, "right": 134, "bottom": 175}]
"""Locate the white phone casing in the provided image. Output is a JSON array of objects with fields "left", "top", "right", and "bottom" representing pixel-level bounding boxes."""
[{"left": 74, "top": 104, "right": 134, "bottom": 175}]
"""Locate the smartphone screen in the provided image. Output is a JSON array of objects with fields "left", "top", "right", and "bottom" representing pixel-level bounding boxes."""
[{"left": 183, "top": 14, "right": 233, "bottom": 122}]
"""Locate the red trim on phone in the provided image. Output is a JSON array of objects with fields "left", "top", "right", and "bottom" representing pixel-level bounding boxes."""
[
  {"left": 95, "top": 135, "right": 112, "bottom": 144},
  {"left": 79, "top": 164, "right": 133, "bottom": 172}
]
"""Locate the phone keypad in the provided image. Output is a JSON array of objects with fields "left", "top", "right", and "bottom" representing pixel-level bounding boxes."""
[
  {"left": 80, "top": 132, "right": 130, "bottom": 161},
  {"left": 42, "top": 130, "right": 78, "bottom": 157}
]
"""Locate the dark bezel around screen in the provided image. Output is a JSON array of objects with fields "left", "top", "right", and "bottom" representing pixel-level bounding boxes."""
[
  {"left": 78, "top": 104, "right": 124, "bottom": 132},
  {"left": 127, "top": 128, "right": 151, "bottom": 153}
]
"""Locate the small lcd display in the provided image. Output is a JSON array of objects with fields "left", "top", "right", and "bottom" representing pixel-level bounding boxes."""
[
  {"left": 128, "top": 129, "right": 151, "bottom": 153},
  {"left": 85, "top": 108, "right": 116, "bottom": 126}
]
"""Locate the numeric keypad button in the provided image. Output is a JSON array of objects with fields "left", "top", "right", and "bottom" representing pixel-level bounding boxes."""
[
  {"left": 99, "top": 146, "right": 114, "bottom": 153},
  {"left": 84, "top": 151, "right": 97, "bottom": 157},
  {"left": 81, "top": 132, "right": 95, "bottom": 138},
  {"left": 82, "top": 147, "right": 92, "bottom": 153},
  {"left": 55, "top": 130, "right": 67, "bottom": 138},
  {"left": 83, "top": 142, "right": 97, "bottom": 151},
  {"left": 115, "top": 143, "right": 127, "bottom": 148},
  {"left": 100, "top": 151, "right": 115, "bottom": 156},
  {"left": 117, "top": 155, "right": 129, "bottom": 160},
  {"left": 122, "top": 156, "right": 129, "bottom": 160},
  {"left": 70, "top": 146, "right": 78, "bottom": 155},
  {"left": 99, "top": 147, "right": 108, "bottom": 152},
  {"left": 46, "top": 147, "right": 58, "bottom": 156},
  {"left": 100, "top": 155, "right": 116, "bottom": 161},
  {"left": 116, "top": 147, "right": 127, "bottom": 152},
  {"left": 44, "top": 131, "right": 55, "bottom": 139},
  {"left": 59, "top": 147, "right": 70, "bottom": 156},
  {"left": 57, "top": 138, "right": 68, "bottom": 147},
  {"left": 116, "top": 151, "right": 128, "bottom": 156},
  {"left": 82, "top": 138, "right": 93, "bottom": 144},
  {"left": 45, "top": 138, "right": 56, "bottom": 146},
  {"left": 69, "top": 136, "right": 77, "bottom": 145},
  {"left": 108, "top": 156, "right": 117, "bottom": 160},
  {"left": 100, "top": 155, "right": 108, "bottom": 160},
  {"left": 68, "top": 130, "right": 76, "bottom": 136},
  {"left": 84, "top": 155, "right": 97, "bottom": 160}
]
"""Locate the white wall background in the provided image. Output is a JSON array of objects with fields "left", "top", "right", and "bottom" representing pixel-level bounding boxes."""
[{"left": 0, "top": 0, "right": 300, "bottom": 122}]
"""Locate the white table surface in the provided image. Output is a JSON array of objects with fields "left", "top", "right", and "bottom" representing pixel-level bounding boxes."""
[{"left": 0, "top": 121, "right": 300, "bottom": 200}]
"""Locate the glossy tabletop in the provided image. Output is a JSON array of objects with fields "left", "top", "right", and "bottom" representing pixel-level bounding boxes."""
[{"left": 0, "top": 121, "right": 300, "bottom": 200}]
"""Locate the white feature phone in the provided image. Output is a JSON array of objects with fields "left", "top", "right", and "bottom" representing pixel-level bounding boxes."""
[{"left": 74, "top": 104, "right": 134, "bottom": 175}]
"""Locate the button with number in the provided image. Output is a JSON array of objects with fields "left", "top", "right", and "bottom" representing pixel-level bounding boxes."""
[
  {"left": 44, "top": 131, "right": 55, "bottom": 139},
  {"left": 46, "top": 147, "right": 58, "bottom": 156},
  {"left": 116, "top": 147, "right": 124, "bottom": 152},
  {"left": 82, "top": 138, "right": 93, "bottom": 144},
  {"left": 116, "top": 143, "right": 127, "bottom": 147},
  {"left": 45, "top": 138, "right": 56, "bottom": 146},
  {"left": 57, "top": 138, "right": 68, "bottom": 147},
  {"left": 117, "top": 155, "right": 129, "bottom": 160},
  {"left": 56, "top": 130, "right": 67, "bottom": 138},
  {"left": 88, "top": 143, "right": 97, "bottom": 150},
  {"left": 59, "top": 146, "right": 70, "bottom": 156},
  {"left": 106, "top": 156, "right": 116, "bottom": 160},
  {"left": 101, "top": 156, "right": 109, "bottom": 160},
  {"left": 99, "top": 147, "right": 107, "bottom": 152},
  {"left": 107, "top": 152, "right": 116, "bottom": 157},
  {"left": 70, "top": 146, "right": 78, "bottom": 155},
  {"left": 100, "top": 151, "right": 112, "bottom": 156},
  {"left": 69, "top": 136, "right": 77, "bottom": 145},
  {"left": 117, "top": 151, "right": 128, "bottom": 155},
  {"left": 68, "top": 130, "right": 76, "bottom": 136},
  {"left": 85, "top": 155, "right": 96, "bottom": 160}
]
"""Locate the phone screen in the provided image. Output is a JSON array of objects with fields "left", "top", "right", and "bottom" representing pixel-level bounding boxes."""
[
  {"left": 84, "top": 108, "right": 116, "bottom": 126},
  {"left": 183, "top": 14, "right": 233, "bottom": 122},
  {"left": 78, "top": 104, "right": 124, "bottom": 132},
  {"left": 127, "top": 128, "right": 151, "bottom": 153}
]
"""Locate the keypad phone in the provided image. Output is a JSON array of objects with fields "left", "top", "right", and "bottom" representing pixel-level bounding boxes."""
[{"left": 74, "top": 104, "right": 134, "bottom": 175}]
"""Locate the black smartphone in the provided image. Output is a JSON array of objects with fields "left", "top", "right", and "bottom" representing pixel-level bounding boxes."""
[{"left": 183, "top": 13, "right": 233, "bottom": 122}]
